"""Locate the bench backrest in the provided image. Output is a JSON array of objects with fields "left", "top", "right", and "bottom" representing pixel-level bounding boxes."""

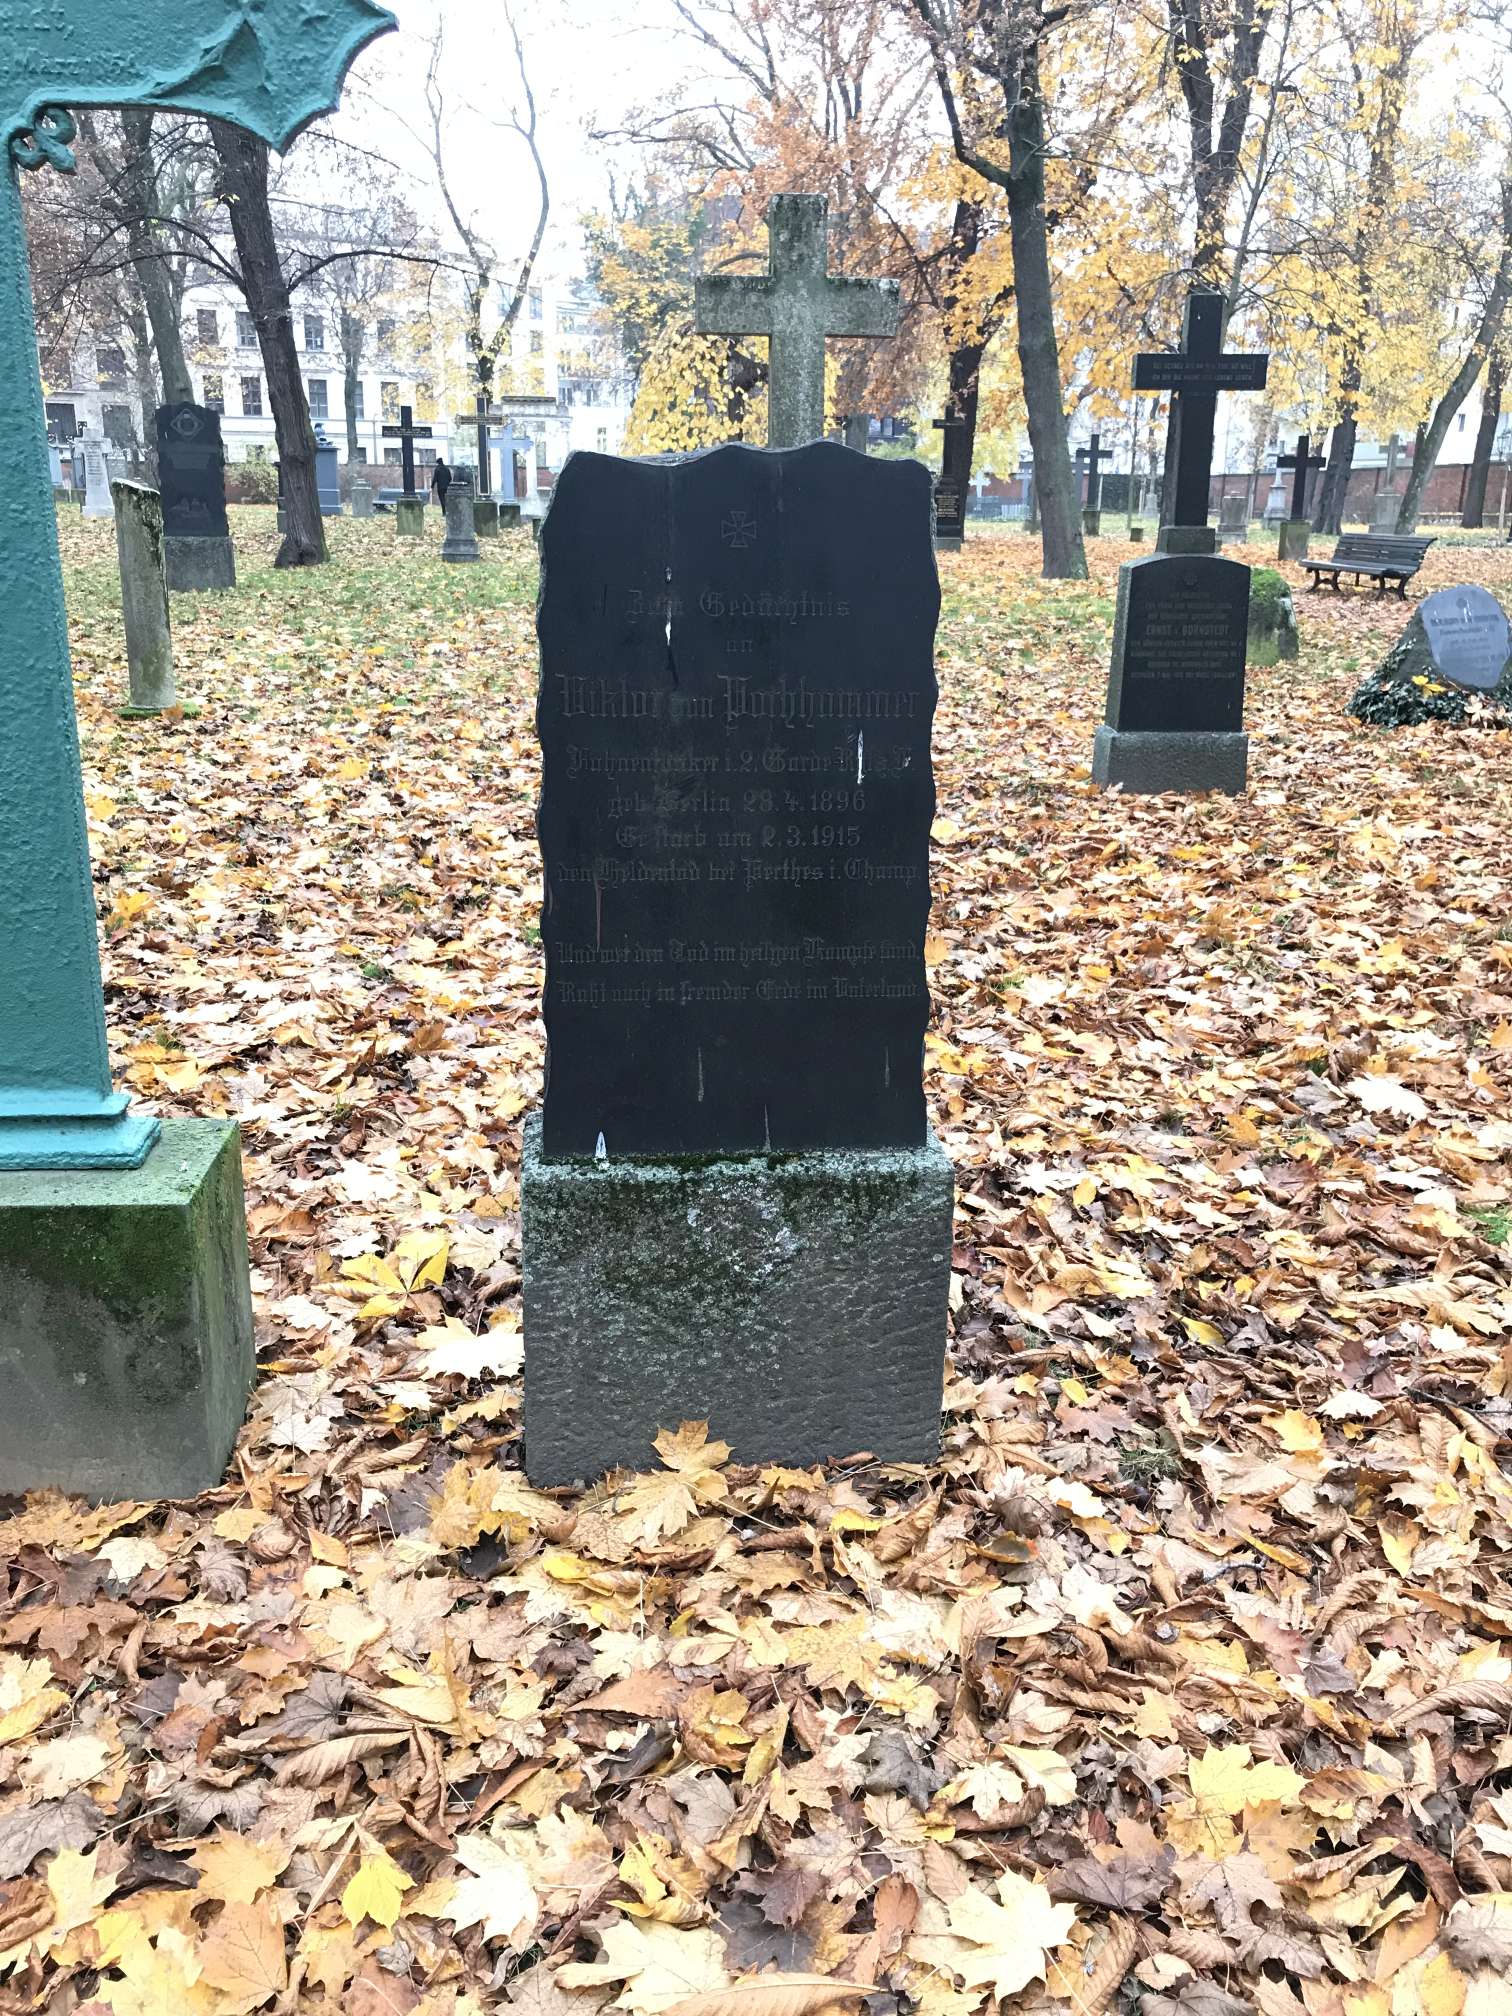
[{"left": 1330, "top": 533, "right": 1435, "bottom": 565}]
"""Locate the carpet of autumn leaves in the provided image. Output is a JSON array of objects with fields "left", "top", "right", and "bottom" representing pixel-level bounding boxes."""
[{"left": 4, "top": 506, "right": 1512, "bottom": 2016}]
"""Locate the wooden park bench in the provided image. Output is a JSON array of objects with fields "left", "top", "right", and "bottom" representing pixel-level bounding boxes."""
[{"left": 1302, "top": 533, "right": 1435, "bottom": 599}]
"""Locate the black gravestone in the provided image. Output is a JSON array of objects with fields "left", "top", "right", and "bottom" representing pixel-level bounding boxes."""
[
  {"left": 156, "top": 403, "right": 230, "bottom": 539},
  {"left": 537, "top": 440, "right": 940, "bottom": 1160},
  {"left": 1105, "top": 553, "right": 1249, "bottom": 733},
  {"left": 1419, "top": 584, "right": 1510, "bottom": 692},
  {"left": 934, "top": 474, "right": 965, "bottom": 545}
]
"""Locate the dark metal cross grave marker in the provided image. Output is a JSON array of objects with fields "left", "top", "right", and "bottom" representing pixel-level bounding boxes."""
[
  {"left": 1278, "top": 432, "right": 1326, "bottom": 521},
  {"left": 1075, "top": 432, "right": 1113, "bottom": 511},
  {"left": 695, "top": 194, "right": 901, "bottom": 448},
  {"left": 1133, "top": 293, "right": 1269, "bottom": 529},
  {"left": 381, "top": 404, "right": 433, "bottom": 498}
]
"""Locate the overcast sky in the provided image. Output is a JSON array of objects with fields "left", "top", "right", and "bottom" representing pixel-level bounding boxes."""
[{"left": 330, "top": 0, "right": 714, "bottom": 282}]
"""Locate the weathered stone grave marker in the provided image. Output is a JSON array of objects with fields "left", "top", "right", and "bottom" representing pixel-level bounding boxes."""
[
  {"left": 695, "top": 194, "right": 900, "bottom": 447},
  {"left": 112, "top": 478, "right": 177, "bottom": 715},
  {"left": 1372, "top": 433, "right": 1404, "bottom": 531},
  {"left": 80, "top": 427, "right": 113, "bottom": 519},
  {"left": 157, "top": 400, "right": 236, "bottom": 590},
  {"left": 1349, "top": 584, "right": 1512, "bottom": 724},
  {"left": 440, "top": 466, "right": 480, "bottom": 563},
  {"left": 1093, "top": 292, "right": 1268, "bottom": 794},
  {"left": 1277, "top": 433, "right": 1325, "bottom": 560},
  {"left": 1217, "top": 491, "right": 1249, "bottom": 544},
  {"left": 524, "top": 442, "right": 952, "bottom": 1484},
  {"left": 351, "top": 477, "right": 374, "bottom": 518},
  {"left": 0, "top": 0, "right": 392, "bottom": 1496}
]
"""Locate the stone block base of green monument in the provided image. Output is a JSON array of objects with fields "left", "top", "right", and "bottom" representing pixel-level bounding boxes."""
[
  {"left": 165, "top": 535, "right": 236, "bottom": 592},
  {"left": 521, "top": 1115, "right": 953, "bottom": 1486},
  {"left": 0, "top": 1119, "right": 255, "bottom": 1500},
  {"left": 395, "top": 498, "right": 424, "bottom": 538},
  {"left": 1093, "top": 726, "right": 1248, "bottom": 796}
]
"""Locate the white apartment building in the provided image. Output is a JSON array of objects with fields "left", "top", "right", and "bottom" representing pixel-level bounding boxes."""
[{"left": 42, "top": 264, "right": 634, "bottom": 491}]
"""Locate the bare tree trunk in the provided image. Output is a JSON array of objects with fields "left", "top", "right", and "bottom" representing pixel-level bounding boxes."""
[
  {"left": 1005, "top": 51, "right": 1084, "bottom": 579},
  {"left": 1397, "top": 180, "right": 1512, "bottom": 533},
  {"left": 1314, "top": 409, "right": 1357, "bottom": 533},
  {"left": 1462, "top": 350, "right": 1503, "bottom": 526},
  {"left": 124, "top": 287, "right": 158, "bottom": 477},
  {"left": 341, "top": 310, "right": 364, "bottom": 465},
  {"left": 210, "top": 119, "right": 325, "bottom": 567},
  {"left": 84, "top": 108, "right": 194, "bottom": 407},
  {"left": 940, "top": 197, "right": 1000, "bottom": 521}
]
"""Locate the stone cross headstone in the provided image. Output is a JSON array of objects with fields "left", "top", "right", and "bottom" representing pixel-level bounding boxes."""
[
  {"left": 0, "top": 0, "right": 391, "bottom": 1497},
  {"left": 524, "top": 440, "right": 952, "bottom": 1485},
  {"left": 1372, "top": 433, "right": 1404, "bottom": 531},
  {"left": 1277, "top": 432, "right": 1325, "bottom": 559},
  {"left": 111, "top": 479, "right": 176, "bottom": 714},
  {"left": 932, "top": 407, "right": 968, "bottom": 550},
  {"left": 156, "top": 401, "right": 235, "bottom": 590},
  {"left": 1096, "top": 294, "right": 1269, "bottom": 794},
  {"left": 382, "top": 402, "right": 432, "bottom": 529},
  {"left": 440, "top": 467, "right": 480, "bottom": 562},
  {"left": 80, "top": 429, "right": 114, "bottom": 519},
  {"left": 695, "top": 194, "right": 901, "bottom": 447}
]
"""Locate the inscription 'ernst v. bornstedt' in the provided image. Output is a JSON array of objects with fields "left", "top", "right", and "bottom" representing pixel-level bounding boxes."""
[{"left": 536, "top": 441, "right": 940, "bottom": 1159}]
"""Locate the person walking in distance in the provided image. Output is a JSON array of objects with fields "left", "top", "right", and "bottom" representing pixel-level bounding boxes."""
[{"left": 430, "top": 456, "right": 452, "bottom": 514}]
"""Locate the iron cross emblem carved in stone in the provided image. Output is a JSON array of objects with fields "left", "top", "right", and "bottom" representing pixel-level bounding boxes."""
[{"left": 0, "top": 0, "right": 394, "bottom": 1173}]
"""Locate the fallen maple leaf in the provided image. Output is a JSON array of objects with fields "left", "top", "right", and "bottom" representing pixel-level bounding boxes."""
[
  {"left": 341, "top": 1847, "right": 413, "bottom": 1930},
  {"left": 658, "top": 1976, "right": 870, "bottom": 2016},
  {"left": 946, "top": 1868, "right": 1078, "bottom": 1998},
  {"left": 441, "top": 1832, "right": 538, "bottom": 1948},
  {"left": 559, "top": 1916, "right": 731, "bottom": 2014}
]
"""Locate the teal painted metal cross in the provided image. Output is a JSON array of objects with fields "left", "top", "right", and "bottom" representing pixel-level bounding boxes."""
[{"left": 0, "top": 0, "right": 394, "bottom": 1170}]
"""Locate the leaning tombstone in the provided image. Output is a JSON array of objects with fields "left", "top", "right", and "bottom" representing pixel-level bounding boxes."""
[
  {"left": 524, "top": 442, "right": 952, "bottom": 1484},
  {"left": 80, "top": 429, "right": 114, "bottom": 519},
  {"left": 1093, "top": 294, "right": 1269, "bottom": 795},
  {"left": 1349, "top": 583, "right": 1512, "bottom": 726},
  {"left": 0, "top": 0, "right": 392, "bottom": 1497},
  {"left": 1217, "top": 492, "right": 1248, "bottom": 544},
  {"left": 111, "top": 479, "right": 176, "bottom": 715},
  {"left": 157, "top": 401, "right": 236, "bottom": 590},
  {"left": 350, "top": 477, "right": 374, "bottom": 519},
  {"left": 440, "top": 468, "right": 481, "bottom": 563}
]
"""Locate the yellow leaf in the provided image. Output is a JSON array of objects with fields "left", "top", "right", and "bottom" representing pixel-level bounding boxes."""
[
  {"left": 393, "top": 1228, "right": 448, "bottom": 1291},
  {"left": 1418, "top": 1950, "right": 1466, "bottom": 2016},
  {"left": 191, "top": 1832, "right": 292, "bottom": 1906},
  {"left": 0, "top": 1653, "right": 64, "bottom": 1744},
  {"left": 945, "top": 1869, "right": 1078, "bottom": 1999},
  {"left": 1380, "top": 1515, "right": 1421, "bottom": 1577},
  {"left": 341, "top": 1849, "right": 414, "bottom": 1930},
  {"left": 1266, "top": 1409, "right": 1324, "bottom": 1454},
  {"left": 1072, "top": 1177, "right": 1097, "bottom": 1208},
  {"left": 1182, "top": 1317, "right": 1225, "bottom": 1349},
  {"left": 559, "top": 1916, "right": 730, "bottom": 2014},
  {"left": 439, "top": 1833, "right": 537, "bottom": 1948},
  {"left": 1190, "top": 1744, "right": 1306, "bottom": 1817}
]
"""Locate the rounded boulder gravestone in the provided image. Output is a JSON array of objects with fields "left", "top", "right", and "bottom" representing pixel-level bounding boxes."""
[
  {"left": 1349, "top": 583, "right": 1512, "bottom": 726},
  {"left": 1419, "top": 583, "right": 1511, "bottom": 691}
]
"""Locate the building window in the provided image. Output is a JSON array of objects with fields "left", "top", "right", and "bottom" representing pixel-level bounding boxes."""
[
  {"left": 596, "top": 426, "right": 608, "bottom": 453},
  {"left": 308, "top": 378, "right": 328, "bottom": 419},
  {"left": 376, "top": 317, "right": 395, "bottom": 346},
  {"left": 204, "top": 372, "right": 224, "bottom": 413},
  {"left": 529, "top": 287, "right": 542, "bottom": 320},
  {"left": 383, "top": 446, "right": 401, "bottom": 466},
  {"left": 97, "top": 343, "right": 127, "bottom": 381},
  {"left": 530, "top": 329, "right": 543, "bottom": 355},
  {"left": 240, "top": 374, "right": 263, "bottom": 417},
  {"left": 351, "top": 381, "right": 365, "bottom": 421},
  {"left": 45, "top": 401, "right": 77, "bottom": 441},
  {"left": 197, "top": 308, "right": 219, "bottom": 346},
  {"left": 415, "top": 381, "right": 433, "bottom": 418},
  {"left": 380, "top": 380, "right": 399, "bottom": 421},
  {"left": 236, "top": 310, "right": 256, "bottom": 347},
  {"left": 304, "top": 311, "right": 324, "bottom": 352}
]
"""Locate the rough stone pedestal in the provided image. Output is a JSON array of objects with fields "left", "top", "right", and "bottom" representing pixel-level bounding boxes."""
[
  {"left": 350, "top": 480, "right": 374, "bottom": 520},
  {"left": 395, "top": 497, "right": 424, "bottom": 538},
  {"left": 1093, "top": 725, "right": 1248, "bottom": 796},
  {"left": 473, "top": 496, "right": 500, "bottom": 538},
  {"left": 1371, "top": 495, "right": 1399, "bottom": 533},
  {"left": 112, "top": 479, "right": 176, "bottom": 714},
  {"left": 442, "top": 476, "right": 481, "bottom": 563},
  {"left": 0, "top": 1119, "right": 255, "bottom": 1499},
  {"left": 165, "top": 534, "right": 236, "bottom": 592},
  {"left": 498, "top": 500, "right": 522, "bottom": 528},
  {"left": 1278, "top": 518, "right": 1311, "bottom": 562},
  {"left": 1082, "top": 508, "right": 1102, "bottom": 537},
  {"left": 521, "top": 1115, "right": 953, "bottom": 1486}
]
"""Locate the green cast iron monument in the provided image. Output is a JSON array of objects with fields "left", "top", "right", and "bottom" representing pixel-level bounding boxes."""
[{"left": 0, "top": 0, "right": 394, "bottom": 1495}]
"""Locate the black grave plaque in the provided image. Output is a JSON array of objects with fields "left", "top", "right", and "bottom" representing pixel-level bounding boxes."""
[
  {"left": 1419, "top": 584, "right": 1510, "bottom": 693},
  {"left": 934, "top": 476, "right": 965, "bottom": 542},
  {"left": 1105, "top": 553, "right": 1249, "bottom": 734},
  {"left": 537, "top": 441, "right": 940, "bottom": 1160},
  {"left": 156, "top": 403, "right": 230, "bottom": 540}
]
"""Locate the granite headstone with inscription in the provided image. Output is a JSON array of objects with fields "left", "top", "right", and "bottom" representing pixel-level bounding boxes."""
[
  {"left": 523, "top": 439, "right": 953, "bottom": 1485},
  {"left": 1420, "top": 584, "right": 1510, "bottom": 691},
  {"left": 156, "top": 403, "right": 236, "bottom": 591}
]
